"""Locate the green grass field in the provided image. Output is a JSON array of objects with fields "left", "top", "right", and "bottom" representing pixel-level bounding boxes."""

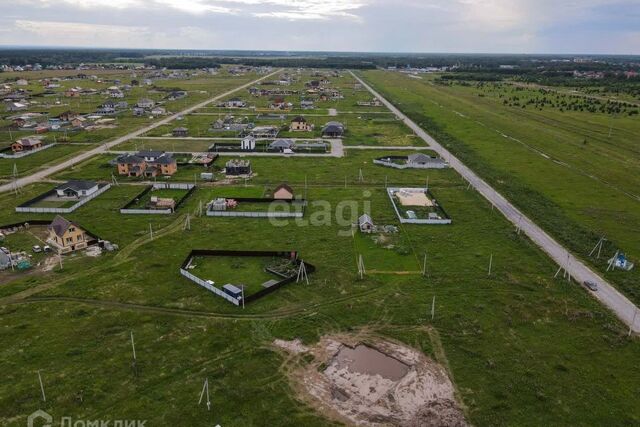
[
  {"left": 0, "top": 68, "right": 639, "bottom": 427},
  {"left": 360, "top": 70, "right": 640, "bottom": 306}
]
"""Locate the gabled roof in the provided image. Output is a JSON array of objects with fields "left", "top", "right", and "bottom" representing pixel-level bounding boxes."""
[
  {"left": 359, "top": 214, "right": 373, "bottom": 225},
  {"left": 274, "top": 183, "right": 294, "bottom": 194},
  {"left": 137, "top": 150, "right": 164, "bottom": 158},
  {"left": 154, "top": 154, "right": 176, "bottom": 165},
  {"left": 48, "top": 215, "right": 82, "bottom": 238},
  {"left": 291, "top": 116, "right": 307, "bottom": 123},
  {"left": 55, "top": 180, "right": 98, "bottom": 192},
  {"left": 408, "top": 153, "right": 432, "bottom": 163},
  {"left": 117, "top": 154, "right": 144, "bottom": 164}
]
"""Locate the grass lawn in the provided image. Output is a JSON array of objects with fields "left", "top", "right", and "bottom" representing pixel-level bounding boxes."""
[
  {"left": 360, "top": 70, "right": 640, "bottom": 306},
  {"left": 0, "top": 70, "right": 639, "bottom": 427},
  {"left": 190, "top": 255, "right": 286, "bottom": 296}
]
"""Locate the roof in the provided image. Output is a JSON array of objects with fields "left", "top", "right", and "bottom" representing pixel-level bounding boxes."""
[
  {"left": 291, "top": 116, "right": 307, "bottom": 123},
  {"left": 16, "top": 137, "right": 41, "bottom": 146},
  {"left": 55, "top": 180, "right": 97, "bottom": 192},
  {"left": 117, "top": 154, "right": 144, "bottom": 164},
  {"left": 322, "top": 121, "right": 344, "bottom": 133},
  {"left": 359, "top": 214, "right": 373, "bottom": 225},
  {"left": 154, "top": 154, "right": 176, "bottom": 165},
  {"left": 274, "top": 183, "right": 294, "bottom": 194},
  {"left": 270, "top": 139, "right": 294, "bottom": 148},
  {"left": 408, "top": 153, "right": 433, "bottom": 163},
  {"left": 173, "top": 127, "right": 188, "bottom": 132},
  {"left": 48, "top": 215, "right": 82, "bottom": 238},
  {"left": 137, "top": 150, "right": 164, "bottom": 158}
]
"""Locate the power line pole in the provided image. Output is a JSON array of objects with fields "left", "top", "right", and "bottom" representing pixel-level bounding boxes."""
[
  {"left": 37, "top": 370, "right": 46, "bottom": 402},
  {"left": 431, "top": 296, "right": 436, "bottom": 321},
  {"left": 488, "top": 253, "right": 493, "bottom": 276}
]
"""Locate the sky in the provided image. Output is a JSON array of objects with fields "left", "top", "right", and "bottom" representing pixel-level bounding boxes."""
[{"left": 0, "top": 0, "right": 638, "bottom": 54}]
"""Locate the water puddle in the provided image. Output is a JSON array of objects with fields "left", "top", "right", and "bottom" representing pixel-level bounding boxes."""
[{"left": 329, "top": 344, "right": 409, "bottom": 381}]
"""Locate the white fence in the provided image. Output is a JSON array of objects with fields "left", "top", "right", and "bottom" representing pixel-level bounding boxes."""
[
  {"left": 120, "top": 208, "right": 173, "bottom": 215},
  {"left": 386, "top": 187, "right": 452, "bottom": 225},
  {"left": 206, "top": 210, "right": 304, "bottom": 218},
  {"left": 15, "top": 184, "right": 112, "bottom": 214},
  {"left": 0, "top": 143, "right": 56, "bottom": 159},
  {"left": 373, "top": 159, "right": 448, "bottom": 170},
  {"left": 153, "top": 182, "right": 195, "bottom": 190},
  {"left": 180, "top": 268, "right": 241, "bottom": 306}
]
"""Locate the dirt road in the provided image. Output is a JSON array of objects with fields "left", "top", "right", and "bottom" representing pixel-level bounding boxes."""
[
  {"left": 0, "top": 69, "right": 282, "bottom": 194},
  {"left": 352, "top": 71, "right": 639, "bottom": 333}
]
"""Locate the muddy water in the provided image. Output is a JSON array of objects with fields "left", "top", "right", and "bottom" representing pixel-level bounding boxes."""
[{"left": 330, "top": 344, "right": 409, "bottom": 381}]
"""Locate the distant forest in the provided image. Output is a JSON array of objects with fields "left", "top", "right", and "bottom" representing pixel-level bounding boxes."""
[{"left": 0, "top": 48, "right": 638, "bottom": 74}]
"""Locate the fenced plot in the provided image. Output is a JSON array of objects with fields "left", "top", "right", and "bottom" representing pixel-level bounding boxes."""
[
  {"left": 206, "top": 197, "right": 307, "bottom": 218},
  {"left": 15, "top": 183, "right": 111, "bottom": 214},
  {"left": 179, "top": 249, "right": 315, "bottom": 306},
  {"left": 120, "top": 182, "right": 196, "bottom": 215},
  {"left": 386, "top": 187, "right": 452, "bottom": 224}
]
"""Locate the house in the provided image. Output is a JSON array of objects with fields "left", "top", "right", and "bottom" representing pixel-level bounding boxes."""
[
  {"left": 47, "top": 215, "right": 88, "bottom": 253},
  {"left": 133, "top": 107, "right": 146, "bottom": 116},
  {"left": 240, "top": 135, "right": 256, "bottom": 151},
  {"left": 137, "top": 98, "right": 155, "bottom": 108},
  {"left": 225, "top": 159, "right": 252, "bottom": 176},
  {"left": 96, "top": 106, "right": 116, "bottom": 116},
  {"left": 273, "top": 183, "right": 294, "bottom": 200},
  {"left": 358, "top": 214, "right": 374, "bottom": 233},
  {"left": 407, "top": 153, "right": 437, "bottom": 166},
  {"left": 167, "top": 90, "right": 187, "bottom": 100},
  {"left": 301, "top": 100, "right": 315, "bottom": 110},
  {"left": 250, "top": 125, "right": 279, "bottom": 138},
  {"left": 269, "top": 139, "right": 295, "bottom": 152},
  {"left": 5, "top": 102, "right": 28, "bottom": 112},
  {"left": 58, "top": 111, "right": 79, "bottom": 121},
  {"left": 116, "top": 151, "right": 177, "bottom": 177},
  {"left": 289, "top": 116, "right": 313, "bottom": 132},
  {"left": 151, "top": 106, "right": 166, "bottom": 115},
  {"left": 54, "top": 180, "right": 99, "bottom": 198},
  {"left": 223, "top": 98, "right": 246, "bottom": 108},
  {"left": 71, "top": 117, "right": 87, "bottom": 128},
  {"left": 172, "top": 127, "right": 188, "bottom": 137},
  {"left": 322, "top": 121, "right": 345, "bottom": 138},
  {"left": 11, "top": 137, "right": 43, "bottom": 153},
  {"left": 109, "top": 89, "right": 125, "bottom": 98}
]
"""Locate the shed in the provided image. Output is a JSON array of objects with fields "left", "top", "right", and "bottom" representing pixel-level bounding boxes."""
[{"left": 358, "top": 214, "right": 374, "bottom": 233}]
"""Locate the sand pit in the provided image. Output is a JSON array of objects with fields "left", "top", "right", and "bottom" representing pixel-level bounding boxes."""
[
  {"left": 395, "top": 189, "right": 433, "bottom": 207},
  {"left": 274, "top": 333, "right": 467, "bottom": 426}
]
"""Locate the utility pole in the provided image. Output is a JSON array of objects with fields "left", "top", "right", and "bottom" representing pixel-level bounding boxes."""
[
  {"left": 430, "top": 296, "right": 436, "bottom": 320},
  {"left": 37, "top": 371, "right": 46, "bottom": 402},
  {"left": 488, "top": 253, "right": 493, "bottom": 276},
  {"left": 422, "top": 253, "right": 427, "bottom": 277}
]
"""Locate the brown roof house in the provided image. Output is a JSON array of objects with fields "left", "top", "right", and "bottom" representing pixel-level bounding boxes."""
[
  {"left": 47, "top": 215, "right": 89, "bottom": 253},
  {"left": 273, "top": 183, "right": 294, "bottom": 200},
  {"left": 11, "top": 137, "right": 43, "bottom": 153},
  {"left": 116, "top": 151, "right": 177, "bottom": 177},
  {"left": 289, "top": 116, "right": 314, "bottom": 132}
]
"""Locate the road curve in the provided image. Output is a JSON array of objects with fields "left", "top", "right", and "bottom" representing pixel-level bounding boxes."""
[
  {"left": 351, "top": 71, "right": 639, "bottom": 333},
  {"left": 0, "top": 69, "right": 283, "bottom": 194}
]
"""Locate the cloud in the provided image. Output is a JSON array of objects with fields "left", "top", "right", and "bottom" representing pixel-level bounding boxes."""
[
  {"left": 15, "top": 19, "right": 148, "bottom": 37},
  {"left": 1, "top": 0, "right": 639, "bottom": 53}
]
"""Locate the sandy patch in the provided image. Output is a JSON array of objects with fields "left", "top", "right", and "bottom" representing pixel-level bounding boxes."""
[
  {"left": 396, "top": 189, "right": 433, "bottom": 207},
  {"left": 273, "top": 338, "right": 309, "bottom": 354},
  {"left": 276, "top": 333, "right": 467, "bottom": 426}
]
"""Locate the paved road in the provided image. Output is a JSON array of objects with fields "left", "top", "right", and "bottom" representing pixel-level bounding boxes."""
[
  {"left": 351, "top": 71, "right": 640, "bottom": 333},
  {"left": 0, "top": 69, "right": 283, "bottom": 194}
]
